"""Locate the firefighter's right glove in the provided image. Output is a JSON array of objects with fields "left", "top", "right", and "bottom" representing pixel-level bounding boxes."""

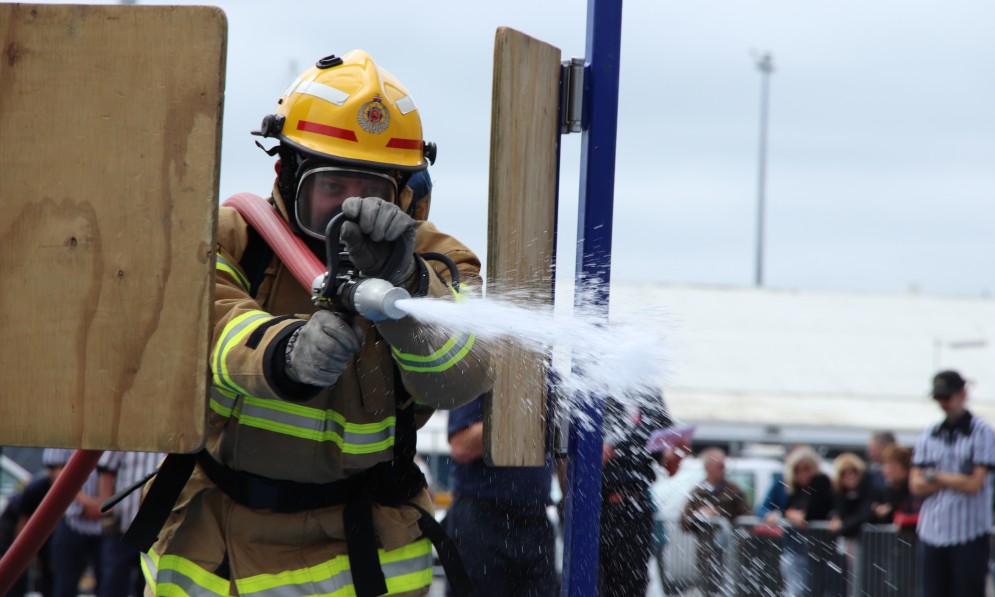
[
  {"left": 285, "top": 311, "right": 365, "bottom": 387},
  {"left": 339, "top": 196, "right": 416, "bottom": 287}
]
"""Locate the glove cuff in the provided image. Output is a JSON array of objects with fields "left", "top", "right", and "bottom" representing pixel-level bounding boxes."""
[
  {"left": 402, "top": 256, "right": 430, "bottom": 297},
  {"left": 266, "top": 321, "right": 322, "bottom": 402}
]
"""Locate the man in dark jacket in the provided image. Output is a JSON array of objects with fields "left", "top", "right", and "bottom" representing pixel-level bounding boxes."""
[{"left": 599, "top": 392, "right": 677, "bottom": 597}]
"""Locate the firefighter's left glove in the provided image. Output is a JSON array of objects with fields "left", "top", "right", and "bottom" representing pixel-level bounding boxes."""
[
  {"left": 285, "top": 311, "right": 365, "bottom": 387},
  {"left": 340, "top": 196, "right": 416, "bottom": 287}
]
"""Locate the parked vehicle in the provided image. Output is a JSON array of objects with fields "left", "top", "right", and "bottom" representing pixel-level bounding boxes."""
[{"left": 0, "top": 454, "right": 32, "bottom": 515}]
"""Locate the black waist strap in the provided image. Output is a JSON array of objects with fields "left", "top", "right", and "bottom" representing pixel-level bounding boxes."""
[{"left": 195, "top": 451, "right": 370, "bottom": 512}]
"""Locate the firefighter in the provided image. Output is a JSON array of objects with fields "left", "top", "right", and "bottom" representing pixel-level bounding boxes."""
[{"left": 131, "top": 50, "right": 493, "bottom": 597}]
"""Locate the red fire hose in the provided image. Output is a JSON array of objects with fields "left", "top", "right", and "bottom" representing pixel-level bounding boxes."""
[
  {"left": 0, "top": 194, "right": 320, "bottom": 594},
  {"left": 222, "top": 193, "right": 325, "bottom": 290},
  {"left": 0, "top": 450, "right": 103, "bottom": 595}
]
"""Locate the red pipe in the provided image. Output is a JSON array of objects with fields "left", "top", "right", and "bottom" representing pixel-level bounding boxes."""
[
  {"left": 0, "top": 195, "right": 318, "bottom": 593},
  {"left": 222, "top": 193, "right": 325, "bottom": 291},
  {"left": 0, "top": 449, "right": 103, "bottom": 595}
]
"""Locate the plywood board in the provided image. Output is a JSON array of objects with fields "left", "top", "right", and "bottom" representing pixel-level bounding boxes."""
[
  {"left": 0, "top": 4, "right": 226, "bottom": 452},
  {"left": 484, "top": 27, "right": 560, "bottom": 466}
]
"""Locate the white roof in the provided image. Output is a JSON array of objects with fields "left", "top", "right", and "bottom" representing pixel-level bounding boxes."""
[{"left": 608, "top": 283, "right": 995, "bottom": 447}]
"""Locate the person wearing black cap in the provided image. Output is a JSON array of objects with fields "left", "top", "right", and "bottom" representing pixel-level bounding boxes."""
[{"left": 910, "top": 370, "right": 995, "bottom": 597}]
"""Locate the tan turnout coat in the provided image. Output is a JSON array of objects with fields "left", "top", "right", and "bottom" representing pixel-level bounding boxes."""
[{"left": 142, "top": 181, "right": 493, "bottom": 596}]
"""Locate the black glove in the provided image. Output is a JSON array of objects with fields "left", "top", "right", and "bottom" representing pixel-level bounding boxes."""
[
  {"left": 285, "top": 311, "right": 365, "bottom": 387},
  {"left": 339, "top": 196, "right": 416, "bottom": 287}
]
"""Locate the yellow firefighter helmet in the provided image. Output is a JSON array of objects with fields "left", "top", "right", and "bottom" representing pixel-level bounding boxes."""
[{"left": 257, "top": 49, "right": 435, "bottom": 172}]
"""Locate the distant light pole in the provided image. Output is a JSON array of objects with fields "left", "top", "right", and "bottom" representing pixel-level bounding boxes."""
[
  {"left": 753, "top": 52, "right": 774, "bottom": 287},
  {"left": 933, "top": 337, "right": 989, "bottom": 371}
]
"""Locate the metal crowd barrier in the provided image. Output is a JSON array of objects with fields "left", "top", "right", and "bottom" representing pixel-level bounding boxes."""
[
  {"left": 856, "top": 525, "right": 920, "bottom": 597},
  {"left": 659, "top": 517, "right": 919, "bottom": 597}
]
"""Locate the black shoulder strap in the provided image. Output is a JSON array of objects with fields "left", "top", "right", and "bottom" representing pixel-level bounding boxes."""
[
  {"left": 409, "top": 501, "right": 477, "bottom": 597},
  {"left": 239, "top": 224, "right": 274, "bottom": 298},
  {"left": 120, "top": 453, "right": 197, "bottom": 552}
]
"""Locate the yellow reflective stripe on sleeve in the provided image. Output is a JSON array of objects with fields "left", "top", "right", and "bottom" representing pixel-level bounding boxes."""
[
  {"left": 142, "top": 548, "right": 231, "bottom": 596},
  {"left": 391, "top": 283, "right": 475, "bottom": 373},
  {"left": 235, "top": 538, "right": 433, "bottom": 597},
  {"left": 210, "top": 310, "right": 271, "bottom": 397},
  {"left": 391, "top": 331, "right": 475, "bottom": 373},
  {"left": 209, "top": 386, "right": 238, "bottom": 418},
  {"left": 215, "top": 254, "right": 250, "bottom": 292}
]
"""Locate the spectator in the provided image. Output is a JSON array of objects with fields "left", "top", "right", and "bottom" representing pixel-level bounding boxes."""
[
  {"left": 0, "top": 467, "right": 57, "bottom": 597},
  {"left": 910, "top": 370, "right": 995, "bottom": 597},
  {"left": 865, "top": 430, "right": 896, "bottom": 490},
  {"left": 870, "top": 444, "right": 921, "bottom": 535},
  {"left": 756, "top": 444, "right": 811, "bottom": 519},
  {"left": 100, "top": 451, "right": 164, "bottom": 597},
  {"left": 599, "top": 392, "right": 680, "bottom": 597},
  {"left": 43, "top": 448, "right": 115, "bottom": 597},
  {"left": 679, "top": 447, "right": 750, "bottom": 596},
  {"left": 445, "top": 396, "right": 558, "bottom": 597},
  {"left": 755, "top": 474, "right": 789, "bottom": 519},
  {"left": 763, "top": 446, "right": 835, "bottom": 597},
  {"left": 827, "top": 452, "right": 875, "bottom": 559}
]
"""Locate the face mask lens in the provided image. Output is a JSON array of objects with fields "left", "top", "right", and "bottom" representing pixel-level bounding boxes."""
[{"left": 296, "top": 169, "right": 397, "bottom": 239}]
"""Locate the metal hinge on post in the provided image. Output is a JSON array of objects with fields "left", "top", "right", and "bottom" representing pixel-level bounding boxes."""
[{"left": 560, "top": 57, "right": 585, "bottom": 134}]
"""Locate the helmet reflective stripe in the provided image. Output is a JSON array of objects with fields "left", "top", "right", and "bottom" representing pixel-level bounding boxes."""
[
  {"left": 295, "top": 79, "right": 349, "bottom": 107},
  {"left": 297, "top": 119, "right": 357, "bottom": 142},
  {"left": 386, "top": 137, "right": 422, "bottom": 150},
  {"left": 210, "top": 310, "right": 271, "bottom": 397},
  {"left": 395, "top": 95, "right": 416, "bottom": 115},
  {"left": 282, "top": 75, "right": 304, "bottom": 98},
  {"left": 143, "top": 540, "right": 433, "bottom": 596}
]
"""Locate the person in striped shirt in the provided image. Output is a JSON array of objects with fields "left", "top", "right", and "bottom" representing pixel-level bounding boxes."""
[
  {"left": 100, "top": 451, "right": 165, "bottom": 597},
  {"left": 910, "top": 370, "right": 995, "bottom": 597}
]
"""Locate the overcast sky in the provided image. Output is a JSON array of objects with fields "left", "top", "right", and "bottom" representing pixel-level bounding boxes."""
[{"left": 27, "top": 0, "right": 995, "bottom": 298}]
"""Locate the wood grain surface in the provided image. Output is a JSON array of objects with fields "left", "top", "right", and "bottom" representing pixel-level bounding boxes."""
[
  {"left": 484, "top": 27, "right": 560, "bottom": 466},
  {"left": 0, "top": 4, "right": 226, "bottom": 452}
]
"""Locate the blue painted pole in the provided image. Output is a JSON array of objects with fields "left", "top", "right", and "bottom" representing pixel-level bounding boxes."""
[{"left": 561, "top": 0, "right": 623, "bottom": 595}]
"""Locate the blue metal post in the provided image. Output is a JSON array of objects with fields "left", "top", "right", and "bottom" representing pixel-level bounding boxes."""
[{"left": 561, "top": 0, "right": 623, "bottom": 595}]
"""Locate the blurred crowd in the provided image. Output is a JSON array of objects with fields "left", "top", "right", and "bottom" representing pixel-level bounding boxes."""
[
  {"left": 1, "top": 369, "right": 991, "bottom": 597},
  {"left": 673, "top": 369, "right": 995, "bottom": 597}
]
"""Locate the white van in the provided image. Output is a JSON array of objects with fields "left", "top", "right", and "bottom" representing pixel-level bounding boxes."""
[{"left": 0, "top": 455, "right": 32, "bottom": 515}]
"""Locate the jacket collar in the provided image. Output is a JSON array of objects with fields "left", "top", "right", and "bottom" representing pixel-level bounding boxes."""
[{"left": 933, "top": 410, "right": 973, "bottom": 439}]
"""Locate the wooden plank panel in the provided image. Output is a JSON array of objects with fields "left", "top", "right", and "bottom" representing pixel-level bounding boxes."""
[
  {"left": 484, "top": 27, "right": 560, "bottom": 466},
  {"left": 0, "top": 4, "right": 226, "bottom": 452}
]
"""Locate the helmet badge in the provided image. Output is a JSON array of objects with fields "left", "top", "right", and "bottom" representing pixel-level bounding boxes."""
[{"left": 358, "top": 95, "right": 390, "bottom": 134}]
